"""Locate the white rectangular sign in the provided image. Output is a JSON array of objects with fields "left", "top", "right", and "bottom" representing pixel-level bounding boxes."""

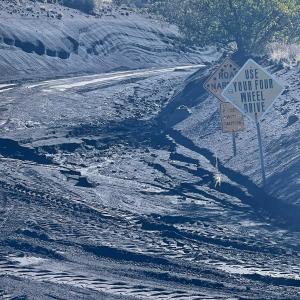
[
  {"left": 220, "top": 102, "right": 245, "bottom": 133},
  {"left": 204, "top": 58, "right": 245, "bottom": 132}
]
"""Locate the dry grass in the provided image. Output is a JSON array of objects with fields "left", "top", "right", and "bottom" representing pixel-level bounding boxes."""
[{"left": 267, "top": 42, "right": 300, "bottom": 64}]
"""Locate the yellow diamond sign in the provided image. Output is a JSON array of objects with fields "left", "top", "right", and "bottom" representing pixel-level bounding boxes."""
[{"left": 204, "top": 58, "right": 240, "bottom": 102}]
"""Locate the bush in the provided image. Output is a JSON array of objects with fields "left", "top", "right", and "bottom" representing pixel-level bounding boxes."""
[
  {"left": 62, "top": 0, "right": 95, "bottom": 14},
  {"left": 113, "top": 0, "right": 149, "bottom": 8},
  {"left": 146, "top": 0, "right": 300, "bottom": 58}
]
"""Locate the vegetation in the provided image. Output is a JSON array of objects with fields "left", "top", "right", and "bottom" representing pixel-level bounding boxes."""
[
  {"left": 113, "top": 0, "right": 148, "bottom": 8},
  {"left": 114, "top": 0, "right": 300, "bottom": 57},
  {"left": 62, "top": 0, "right": 96, "bottom": 14}
]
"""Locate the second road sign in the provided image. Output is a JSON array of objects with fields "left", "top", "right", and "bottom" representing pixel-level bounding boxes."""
[
  {"left": 204, "top": 58, "right": 245, "bottom": 133},
  {"left": 220, "top": 102, "right": 245, "bottom": 133}
]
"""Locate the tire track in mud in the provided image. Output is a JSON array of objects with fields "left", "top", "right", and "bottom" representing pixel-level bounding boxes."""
[
  {"left": 0, "top": 258, "right": 228, "bottom": 300},
  {"left": 2, "top": 115, "right": 296, "bottom": 258},
  {"left": 3, "top": 216, "right": 297, "bottom": 299},
  {"left": 1, "top": 69, "right": 300, "bottom": 298},
  {"left": 1, "top": 190, "right": 251, "bottom": 300},
  {"left": 0, "top": 179, "right": 142, "bottom": 227},
  {"left": 2, "top": 166, "right": 299, "bottom": 298},
  {"left": 0, "top": 177, "right": 256, "bottom": 260},
  {"left": 1, "top": 167, "right": 299, "bottom": 298}
]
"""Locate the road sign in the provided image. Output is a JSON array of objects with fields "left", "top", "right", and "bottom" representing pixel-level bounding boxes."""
[
  {"left": 204, "top": 58, "right": 240, "bottom": 102},
  {"left": 204, "top": 58, "right": 245, "bottom": 157},
  {"left": 204, "top": 58, "right": 244, "bottom": 134},
  {"left": 220, "top": 102, "right": 245, "bottom": 133},
  {"left": 204, "top": 57, "right": 245, "bottom": 157},
  {"left": 222, "top": 59, "right": 284, "bottom": 123},
  {"left": 222, "top": 59, "right": 285, "bottom": 187}
]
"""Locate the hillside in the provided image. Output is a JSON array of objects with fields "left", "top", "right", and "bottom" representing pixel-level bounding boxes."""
[
  {"left": 0, "top": 0, "right": 217, "bottom": 82},
  {"left": 162, "top": 61, "right": 300, "bottom": 207},
  {"left": 0, "top": 1, "right": 299, "bottom": 300}
]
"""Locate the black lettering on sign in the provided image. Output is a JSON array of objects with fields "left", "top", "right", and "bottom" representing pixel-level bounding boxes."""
[
  {"left": 241, "top": 91, "right": 265, "bottom": 103},
  {"left": 254, "top": 79, "right": 273, "bottom": 90},
  {"left": 237, "top": 66, "right": 274, "bottom": 115},
  {"left": 211, "top": 82, "right": 230, "bottom": 91},
  {"left": 243, "top": 102, "right": 265, "bottom": 113},
  {"left": 234, "top": 81, "right": 252, "bottom": 92},
  {"left": 245, "top": 68, "right": 258, "bottom": 79},
  {"left": 219, "top": 71, "right": 235, "bottom": 80}
]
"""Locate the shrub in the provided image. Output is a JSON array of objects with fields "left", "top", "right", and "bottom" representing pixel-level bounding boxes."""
[
  {"left": 62, "top": 0, "right": 96, "bottom": 14},
  {"left": 145, "top": 0, "right": 300, "bottom": 58}
]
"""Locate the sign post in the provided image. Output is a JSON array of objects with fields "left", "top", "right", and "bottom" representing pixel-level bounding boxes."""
[
  {"left": 232, "top": 132, "right": 237, "bottom": 157},
  {"left": 222, "top": 59, "right": 284, "bottom": 187},
  {"left": 255, "top": 114, "right": 266, "bottom": 186},
  {"left": 204, "top": 58, "right": 245, "bottom": 157}
]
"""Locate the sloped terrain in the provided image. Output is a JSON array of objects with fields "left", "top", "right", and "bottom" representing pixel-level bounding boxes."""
[
  {"left": 0, "top": 63, "right": 299, "bottom": 299},
  {"left": 0, "top": 0, "right": 216, "bottom": 82},
  {"left": 0, "top": 2, "right": 299, "bottom": 299},
  {"left": 169, "top": 62, "right": 300, "bottom": 207}
]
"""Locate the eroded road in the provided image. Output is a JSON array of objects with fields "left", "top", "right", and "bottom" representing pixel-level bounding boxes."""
[{"left": 0, "top": 66, "right": 299, "bottom": 299}]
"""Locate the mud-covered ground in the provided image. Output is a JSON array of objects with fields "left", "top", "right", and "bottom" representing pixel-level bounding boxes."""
[{"left": 0, "top": 65, "right": 299, "bottom": 300}]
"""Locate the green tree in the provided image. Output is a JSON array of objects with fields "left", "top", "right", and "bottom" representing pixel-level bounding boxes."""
[
  {"left": 62, "top": 0, "right": 96, "bottom": 14},
  {"left": 112, "top": 0, "right": 147, "bottom": 7},
  {"left": 146, "top": 0, "right": 300, "bottom": 57}
]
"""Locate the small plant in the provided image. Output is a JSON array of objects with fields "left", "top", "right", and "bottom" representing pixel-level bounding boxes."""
[
  {"left": 214, "top": 156, "right": 222, "bottom": 188},
  {"left": 214, "top": 172, "right": 222, "bottom": 188}
]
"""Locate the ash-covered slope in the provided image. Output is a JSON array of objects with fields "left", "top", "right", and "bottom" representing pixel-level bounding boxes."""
[
  {"left": 162, "top": 61, "right": 300, "bottom": 207},
  {"left": 0, "top": 0, "right": 216, "bottom": 82},
  {"left": 1, "top": 3, "right": 299, "bottom": 299},
  {"left": 1, "top": 65, "right": 300, "bottom": 300}
]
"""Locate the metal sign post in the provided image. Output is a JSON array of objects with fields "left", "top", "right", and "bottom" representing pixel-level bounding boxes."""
[
  {"left": 204, "top": 58, "right": 245, "bottom": 157},
  {"left": 232, "top": 132, "right": 237, "bottom": 157},
  {"left": 222, "top": 59, "right": 284, "bottom": 187},
  {"left": 255, "top": 114, "right": 266, "bottom": 187}
]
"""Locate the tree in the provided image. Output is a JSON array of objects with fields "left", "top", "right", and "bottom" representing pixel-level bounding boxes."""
[
  {"left": 113, "top": 0, "right": 149, "bottom": 7},
  {"left": 62, "top": 0, "right": 95, "bottom": 14},
  {"left": 146, "top": 0, "right": 300, "bottom": 57}
]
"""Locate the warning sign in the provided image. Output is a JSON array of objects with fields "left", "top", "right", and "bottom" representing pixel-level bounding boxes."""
[
  {"left": 204, "top": 58, "right": 244, "bottom": 133},
  {"left": 204, "top": 58, "right": 240, "bottom": 102},
  {"left": 220, "top": 102, "right": 245, "bottom": 133},
  {"left": 222, "top": 59, "right": 284, "bottom": 122}
]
